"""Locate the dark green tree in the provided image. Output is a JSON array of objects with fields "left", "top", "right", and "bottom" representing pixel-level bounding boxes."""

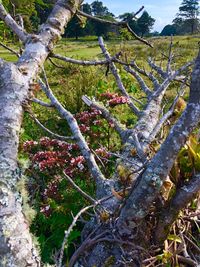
[
  {"left": 91, "top": 0, "right": 109, "bottom": 16},
  {"left": 137, "top": 11, "right": 155, "bottom": 37},
  {"left": 176, "top": 0, "right": 199, "bottom": 34},
  {"left": 119, "top": 11, "right": 155, "bottom": 37},
  {"left": 89, "top": 1, "right": 115, "bottom": 38},
  {"left": 160, "top": 24, "right": 177, "bottom": 36},
  {"left": 118, "top": 12, "right": 140, "bottom": 35},
  {"left": 2, "top": 0, "right": 36, "bottom": 31},
  {"left": 34, "top": 0, "right": 54, "bottom": 26}
]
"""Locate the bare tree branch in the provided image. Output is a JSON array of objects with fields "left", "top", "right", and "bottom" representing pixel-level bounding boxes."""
[
  {"left": 166, "top": 35, "right": 174, "bottom": 74},
  {"left": 30, "top": 113, "right": 74, "bottom": 141},
  {"left": 0, "top": 41, "right": 20, "bottom": 57},
  {"left": 117, "top": 51, "right": 200, "bottom": 235},
  {"left": 154, "top": 173, "right": 200, "bottom": 244},
  {"left": 58, "top": 205, "right": 94, "bottom": 267},
  {"left": 0, "top": 4, "right": 27, "bottom": 42},
  {"left": 125, "top": 60, "right": 160, "bottom": 91},
  {"left": 77, "top": 9, "right": 126, "bottom": 26},
  {"left": 148, "top": 89, "right": 185, "bottom": 142},
  {"left": 151, "top": 61, "right": 193, "bottom": 99},
  {"left": 40, "top": 71, "right": 107, "bottom": 187},
  {"left": 51, "top": 52, "right": 110, "bottom": 66},
  {"left": 98, "top": 37, "right": 140, "bottom": 116},
  {"left": 125, "top": 66, "right": 152, "bottom": 97},
  {"left": 76, "top": 7, "right": 153, "bottom": 48},
  {"left": 31, "top": 97, "right": 53, "bottom": 108},
  {"left": 148, "top": 58, "right": 168, "bottom": 79},
  {"left": 126, "top": 23, "right": 153, "bottom": 48},
  {"left": 63, "top": 171, "right": 96, "bottom": 204},
  {"left": 82, "top": 95, "right": 128, "bottom": 141}
]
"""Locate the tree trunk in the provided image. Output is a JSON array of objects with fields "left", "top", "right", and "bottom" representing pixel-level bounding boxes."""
[
  {"left": 0, "top": 1, "right": 82, "bottom": 266},
  {"left": 0, "top": 61, "right": 39, "bottom": 266}
]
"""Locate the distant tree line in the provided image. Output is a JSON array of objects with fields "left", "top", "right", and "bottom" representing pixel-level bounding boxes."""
[
  {"left": 161, "top": 0, "right": 200, "bottom": 36},
  {"left": 1, "top": 0, "right": 156, "bottom": 40},
  {"left": 65, "top": 1, "right": 156, "bottom": 39},
  {"left": 1, "top": 0, "right": 199, "bottom": 40}
]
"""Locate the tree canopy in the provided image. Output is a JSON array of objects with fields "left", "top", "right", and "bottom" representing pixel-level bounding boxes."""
[{"left": 161, "top": 0, "right": 200, "bottom": 35}]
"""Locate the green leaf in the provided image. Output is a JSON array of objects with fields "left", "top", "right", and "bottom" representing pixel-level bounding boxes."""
[{"left": 168, "top": 234, "right": 182, "bottom": 243}]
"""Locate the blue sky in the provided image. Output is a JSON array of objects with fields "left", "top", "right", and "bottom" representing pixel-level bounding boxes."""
[{"left": 86, "top": 0, "right": 183, "bottom": 32}]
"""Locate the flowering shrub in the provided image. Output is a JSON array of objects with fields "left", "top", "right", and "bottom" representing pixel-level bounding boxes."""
[
  {"left": 23, "top": 95, "right": 126, "bottom": 263},
  {"left": 23, "top": 106, "right": 115, "bottom": 216}
]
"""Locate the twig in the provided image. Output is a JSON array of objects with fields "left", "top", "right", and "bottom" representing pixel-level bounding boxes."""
[
  {"left": 126, "top": 23, "right": 153, "bottom": 48},
  {"left": 48, "top": 57, "right": 66, "bottom": 69},
  {"left": 151, "top": 61, "right": 193, "bottom": 99},
  {"left": 0, "top": 41, "right": 20, "bottom": 57},
  {"left": 30, "top": 113, "right": 74, "bottom": 141},
  {"left": 184, "top": 235, "right": 200, "bottom": 254},
  {"left": 51, "top": 53, "right": 109, "bottom": 66},
  {"left": 177, "top": 255, "right": 198, "bottom": 267},
  {"left": 166, "top": 35, "right": 174, "bottom": 74},
  {"left": 148, "top": 89, "right": 185, "bottom": 142},
  {"left": 98, "top": 37, "right": 140, "bottom": 116},
  {"left": 63, "top": 171, "right": 96, "bottom": 204},
  {"left": 0, "top": 4, "right": 27, "bottom": 42},
  {"left": 125, "top": 66, "right": 152, "bottom": 97},
  {"left": 57, "top": 205, "right": 94, "bottom": 267},
  {"left": 76, "top": 7, "right": 153, "bottom": 48},
  {"left": 31, "top": 98, "right": 53, "bottom": 108},
  {"left": 128, "top": 60, "right": 160, "bottom": 89}
]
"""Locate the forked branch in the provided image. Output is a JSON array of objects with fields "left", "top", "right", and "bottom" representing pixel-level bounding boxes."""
[
  {"left": 98, "top": 37, "right": 140, "bottom": 116},
  {"left": 76, "top": 6, "right": 153, "bottom": 48},
  {"left": 40, "top": 70, "right": 107, "bottom": 187},
  {"left": 82, "top": 95, "right": 128, "bottom": 141}
]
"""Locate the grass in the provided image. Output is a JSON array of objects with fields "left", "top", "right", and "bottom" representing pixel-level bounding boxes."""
[{"left": 0, "top": 35, "right": 198, "bottom": 141}]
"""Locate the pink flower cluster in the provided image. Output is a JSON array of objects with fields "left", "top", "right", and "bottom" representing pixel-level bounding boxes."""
[
  {"left": 43, "top": 176, "right": 61, "bottom": 201},
  {"left": 100, "top": 92, "right": 119, "bottom": 100},
  {"left": 75, "top": 108, "right": 103, "bottom": 136},
  {"left": 64, "top": 156, "right": 85, "bottom": 176},
  {"left": 95, "top": 147, "right": 110, "bottom": 159},
  {"left": 100, "top": 92, "right": 129, "bottom": 107},
  {"left": 23, "top": 140, "right": 38, "bottom": 152},
  {"left": 40, "top": 205, "right": 52, "bottom": 217},
  {"left": 108, "top": 96, "right": 129, "bottom": 107},
  {"left": 23, "top": 137, "right": 84, "bottom": 174}
]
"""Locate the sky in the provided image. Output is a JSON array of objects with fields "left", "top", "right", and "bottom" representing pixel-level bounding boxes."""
[{"left": 86, "top": 0, "right": 183, "bottom": 32}]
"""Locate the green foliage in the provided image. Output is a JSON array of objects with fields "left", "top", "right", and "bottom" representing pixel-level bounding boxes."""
[
  {"left": 137, "top": 11, "right": 155, "bottom": 37},
  {"left": 160, "top": 24, "right": 177, "bottom": 36},
  {"left": 119, "top": 11, "right": 155, "bottom": 37},
  {"left": 172, "top": 0, "right": 200, "bottom": 34},
  {"left": 170, "top": 135, "right": 200, "bottom": 186}
]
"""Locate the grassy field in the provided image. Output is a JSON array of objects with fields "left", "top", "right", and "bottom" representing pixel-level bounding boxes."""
[
  {"left": 54, "top": 35, "right": 199, "bottom": 61},
  {"left": 1, "top": 35, "right": 199, "bottom": 142},
  {"left": 1, "top": 35, "right": 199, "bottom": 61}
]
